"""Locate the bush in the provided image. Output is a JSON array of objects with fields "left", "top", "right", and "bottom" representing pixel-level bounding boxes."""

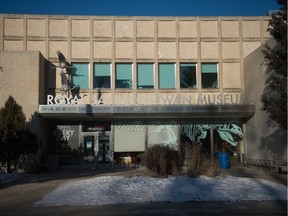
[
  {"left": 0, "top": 96, "right": 38, "bottom": 173},
  {"left": 186, "top": 142, "right": 206, "bottom": 177},
  {"left": 143, "top": 144, "right": 182, "bottom": 177},
  {"left": 204, "top": 163, "right": 220, "bottom": 177},
  {"left": 185, "top": 142, "right": 219, "bottom": 178}
]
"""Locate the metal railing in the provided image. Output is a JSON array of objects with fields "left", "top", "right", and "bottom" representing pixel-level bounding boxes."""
[{"left": 244, "top": 157, "right": 287, "bottom": 174}]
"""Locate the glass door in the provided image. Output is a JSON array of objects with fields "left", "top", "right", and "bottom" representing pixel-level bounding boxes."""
[
  {"left": 98, "top": 135, "right": 110, "bottom": 163},
  {"left": 84, "top": 135, "right": 95, "bottom": 163}
]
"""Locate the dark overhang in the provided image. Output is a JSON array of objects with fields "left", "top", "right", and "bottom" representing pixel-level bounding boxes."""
[{"left": 38, "top": 104, "right": 255, "bottom": 123}]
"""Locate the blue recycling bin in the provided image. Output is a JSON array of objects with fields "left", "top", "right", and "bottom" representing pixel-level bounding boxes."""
[{"left": 218, "top": 152, "right": 230, "bottom": 169}]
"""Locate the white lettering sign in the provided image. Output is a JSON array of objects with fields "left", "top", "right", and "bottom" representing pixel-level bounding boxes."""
[
  {"left": 53, "top": 125, "right": 75, "bottom": 141},
  {"left": 47, "top": 93, "right": 244, "bottom": 105},
  {"left": 48, "top": 94, "right": 88, "bottom": 105}
]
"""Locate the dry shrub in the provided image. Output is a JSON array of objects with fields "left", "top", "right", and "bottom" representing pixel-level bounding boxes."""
[
  {"left": 204, "top": 163, "right": 220, "bottom": 177},
  {"left": 143, "top": 144, "right": 182, "bottom": 177},
  {"left": 186, "top": 142, "right": 206, "bottom": 177},
  {"left": 185, "top": 142, "right": 219, "bottom": 178}
]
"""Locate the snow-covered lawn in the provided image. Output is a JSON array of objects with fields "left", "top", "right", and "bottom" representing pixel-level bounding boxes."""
[
  {"left": 0, "top": 173, "right": 19, "bottom": 184},
  {"left": 34, "top": 175, "right": 287, "bottom": 206}
]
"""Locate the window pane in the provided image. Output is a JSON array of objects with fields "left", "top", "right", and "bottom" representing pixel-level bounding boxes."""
[
  {"left": 94, "top": 63, "right": 111, "bottom": 88},
  {"left": 137, "top": 63, "right": 154, "bottom": 89},
  {"left": 159, "top": 63, "right": 175, "bottom": 89},
  {"left": 201, "top": 63, "right": 218, "bottom": 88},
  {"left": 180, "top": 63, "right": 197, "bottom": 88},
  {"left": 71, "top": 63, "right": 89, "bottom": 89},
  {"left": 116, "top": 63, "right": 132, "bottom": 89},
  {"left": 202, "top": 64, "right": 217, "bottom": 73}
]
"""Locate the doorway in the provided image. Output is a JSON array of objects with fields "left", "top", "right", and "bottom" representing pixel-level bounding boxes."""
[
  {"left": 98, "top": 135, "right": 110, "bottom": 163},
  {"left": 83, "top": 135, "right": 95, "bottom": 163}
]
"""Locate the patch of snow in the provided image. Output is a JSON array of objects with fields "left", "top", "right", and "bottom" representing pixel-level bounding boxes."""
[
  {"left": 0, "top": 173, "right": 19, "bottom": 184},
  {"left": 34, "top": 175, "right": 287, "bottom": 206}
]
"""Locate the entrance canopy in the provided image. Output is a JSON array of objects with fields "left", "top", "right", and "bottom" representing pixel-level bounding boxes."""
[{"left": 39, "top": 104, "right": 254, "bottom": 122}]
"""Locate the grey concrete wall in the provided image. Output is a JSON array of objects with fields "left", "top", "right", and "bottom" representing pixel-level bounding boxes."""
[
  {"left": 0, "top": 51, "right": 41, "bottom": 117},
  {"left": 0, "top": 14, "right": 272, "bottom": 106},
  {"left": 243, "top": 39, "right": 287, "bottom": 161},
  {"left": 0, "top": 51, "right": 47, "bottom": 159}
]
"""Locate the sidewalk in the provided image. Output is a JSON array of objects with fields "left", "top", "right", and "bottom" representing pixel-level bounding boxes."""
[{"left": 219, "top": 164, "right": 287, "bottom": 186}]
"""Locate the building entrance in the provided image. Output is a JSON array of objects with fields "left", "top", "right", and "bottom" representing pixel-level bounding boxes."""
[
  {"left": 81, "top": 121, "right": 111, "bottom": 164},
  {"left": 98, "top": 135, "right": 110, "bottom": 163},
  {"left": 81, "top": 131, "right": 111, "bottom": 164},
  {"left": 83, "top": 135, "right": 95, "bottom": 163}
]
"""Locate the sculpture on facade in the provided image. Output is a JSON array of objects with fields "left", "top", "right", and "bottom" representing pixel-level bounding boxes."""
[{"left": 54, "top": 50, "right": 77, "bottom": 94}]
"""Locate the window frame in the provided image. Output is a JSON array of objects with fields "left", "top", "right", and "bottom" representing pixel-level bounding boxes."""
[
  {"left": 180, "top": 63, "right": 197, "bottom": 89},
  {"left": 158, "top": 63, "right": 176, "bottom": 89},
  {"left": 115, "top": 63, "right": 133, "bottom": 89},
  {"left": 201, "top": 63, "right": 219, "bottom": 89},
  {"left": 71, "top": 62, "right": 90, "bottom": 89},
  {"left": 137, "top": 63, "right": 155, "bottom": 89},
  {"left": 93, "top": 63, "right": 111, "bottom": 89}
]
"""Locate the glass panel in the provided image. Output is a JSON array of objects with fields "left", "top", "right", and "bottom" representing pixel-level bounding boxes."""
[
  {"left": 148, "top": 125, "right": 179, "bottom": 146},
  {"left": 180, "top": 63, "right": 197, "bottom": 88},
  {"left": 114, "top": 124, "right": 145, "bottom": 152},
  {"left": 201, "top": 63, "right": 218, "bottom": 88},
  {"left": 71, "top": 63, "right": 89, "bottom": 89},
  {"left": 159, "top": 63, "right": 175, "bottom": 89},
  {"left": 82, "top": 121, "right": 111, "bottom": 132},
  {"left": 94, "top": 63, "right": 111, "bottom": 88},
  {"left": 201, "top": 64, "right": 218, "bottom": 73},
  {"left": 116, "top": 63, "right": 132, "bottom": 89},
  {"left": 137, "top": 63, "right": 154, "bottom": 89}
]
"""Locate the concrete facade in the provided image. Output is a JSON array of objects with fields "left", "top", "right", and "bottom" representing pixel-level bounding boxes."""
[
  {"left": 244, "top": 39, "right": 287, "bottom": 161},
  {"left": 0, "top": 51, "right": 45, "bottom": 118},
  {"left": 0, "top": 15, "right": 271, "bottom": 106},
  {"left": 0, "top": 14, "right": 285, "bottom": 167}
]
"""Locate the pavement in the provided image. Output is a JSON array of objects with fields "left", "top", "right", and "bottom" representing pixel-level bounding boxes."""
[
  {"left": 0, "top": 164, "right": 287, "bottom": 216},
  {"left": 220, "top": 164, "right": 287, "bottom": 186}
]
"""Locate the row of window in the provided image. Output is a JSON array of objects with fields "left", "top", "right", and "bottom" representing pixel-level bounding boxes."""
[{"left": 70, "top": 63, "right": 218, "bottom": 90}]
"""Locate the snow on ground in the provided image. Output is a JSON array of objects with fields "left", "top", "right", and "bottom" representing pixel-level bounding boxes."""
[
  {"left": 34, "top": 175, "right": 287, "bottom": 206},
  {"left": 0, "top": 173, "right": 19, "bottom": 184}
]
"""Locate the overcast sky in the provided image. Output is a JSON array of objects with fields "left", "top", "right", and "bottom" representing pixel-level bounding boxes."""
[{"left": 0, "top": 0, "right": 280, "bottom": 16}]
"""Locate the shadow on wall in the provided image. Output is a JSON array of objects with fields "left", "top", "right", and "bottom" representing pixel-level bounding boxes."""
[
  {"left": 260, "top": 127, "right": 287, "bottom": 160},
  {"left": 46, "top": 59, "right": 56, "bottom": 97}
]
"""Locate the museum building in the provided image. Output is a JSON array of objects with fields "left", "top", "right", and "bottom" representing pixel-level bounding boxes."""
[{"left": 0, "top": 14, "right": 286, "bottom": 168}]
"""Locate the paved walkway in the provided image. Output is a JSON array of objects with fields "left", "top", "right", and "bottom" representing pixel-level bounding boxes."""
[
  {"left": 220, "top": 164, "right": 287, "bottom": 186},
  {"left": 0, "top": 164, "right": 286, "bottom": 216}
]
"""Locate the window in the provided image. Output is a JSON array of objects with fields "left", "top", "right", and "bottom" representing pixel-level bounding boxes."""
[
  {"left": 158, "top": 63, "right": 175, "bottom": 89},
  {"left": 137, "top": 63, "right": 154, "bottom": 89},
  {"left": 94, "top": 63, "right": 111, "bottom": 88},
  {"left": 201, "top": 63, "right": 218, "bottom": 88},
  {"left": 71, "top": 63, "right": 89, "bottom": 89},
  {"left": 180, "top": 63, "right": 197, "bottom": 88},
  {"left": 115, "top": 63, "right": 132, "bottom": 89}
]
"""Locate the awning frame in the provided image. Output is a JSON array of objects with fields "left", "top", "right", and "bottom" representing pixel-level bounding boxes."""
[{"left": 39, "top": 104, "right": 255, "bottom": 123}]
